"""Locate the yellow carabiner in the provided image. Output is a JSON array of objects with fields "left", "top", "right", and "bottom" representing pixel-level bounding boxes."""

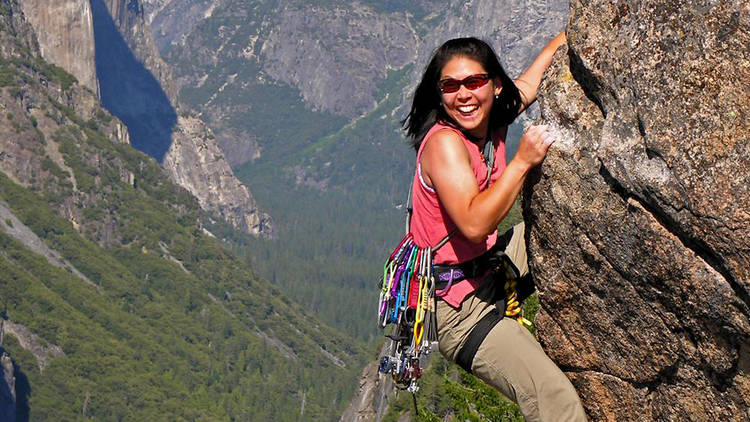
[{"left": 504, "top": 280, "right": 532, "bottom": 327}]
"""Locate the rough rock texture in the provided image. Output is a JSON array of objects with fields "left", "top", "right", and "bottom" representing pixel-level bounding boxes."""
[
  {"left": 2, "top": 321, "right": 65, "bottom": 372},
  {"left": 17, "top": 0, "right": 99, "bottom": 94},
  {"left": 338, "top": 363, "right": 387, "bottom": 422},
  {"left": 339, "top": 346, "right": 395, "bottom": 422},
  {"left": 0, "top": 349, "right": 15, "bottom": 422},
  {"left": 527, "top": 0, "right": 750, "bottom": 420},
  {"left": 164, "top": 115, "right": 272, "bottom": 235}
]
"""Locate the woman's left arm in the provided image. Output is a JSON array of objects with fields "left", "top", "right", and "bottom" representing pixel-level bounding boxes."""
[{"left": 514, "top": 31, "right": 567, "bottom": 112}]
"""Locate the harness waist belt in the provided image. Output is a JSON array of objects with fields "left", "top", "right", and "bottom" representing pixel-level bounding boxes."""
[{"left": 433, "top": 241, "right": 509, "bottom": 292}]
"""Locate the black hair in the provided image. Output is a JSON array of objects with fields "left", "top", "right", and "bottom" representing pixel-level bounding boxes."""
[{"left": 402, "top": 37, "right": 522, "bottom": 150}]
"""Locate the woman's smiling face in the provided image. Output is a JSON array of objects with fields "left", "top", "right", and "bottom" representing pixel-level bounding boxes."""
[{"left": 439, "top": 56, "right": 502, "bottom": 138}]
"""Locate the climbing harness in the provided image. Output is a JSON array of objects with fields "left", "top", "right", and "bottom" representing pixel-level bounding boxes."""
[{"left": 432, "top": 241, "right": 533, "bottom": 328}]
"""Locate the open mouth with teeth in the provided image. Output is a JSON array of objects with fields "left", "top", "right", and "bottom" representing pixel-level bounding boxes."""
[{"left": 457, "top": 105, "right": 479, "bottom": 115}]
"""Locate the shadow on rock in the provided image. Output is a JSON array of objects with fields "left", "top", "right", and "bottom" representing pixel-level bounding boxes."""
[
  {"left": 90, "top": 0, "right": 176, "bottom": 163},
  {"left": 0, "top": 346, "right": 30, "bottom": 422}
]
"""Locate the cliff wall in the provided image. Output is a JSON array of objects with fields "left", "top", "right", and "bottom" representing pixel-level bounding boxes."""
[
  {"left": 259, "top": 4, "right": 419, "bottom": 118},
  {"left": 528, "top": 0, "right": 749, "bottom": 420},
  {"left": 17, "top": 0, "right": 272, "bottom": 236},
  {"left": 17, "top": 0, "right": 99, "bottom": 94},
  {"left": 98, "top": 0, "right": 272, "bottom": 236},
  {"left": 164, "top": 115, "right": 272, "bottom": 234}
]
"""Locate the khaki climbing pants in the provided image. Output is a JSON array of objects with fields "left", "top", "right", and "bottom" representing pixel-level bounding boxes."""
[{"left": 436, "top": 223, "right": 587, "bottom": 422}]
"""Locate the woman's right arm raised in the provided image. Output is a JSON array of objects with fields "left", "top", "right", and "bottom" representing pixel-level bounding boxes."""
[{"left": 421, "top": 126, "right": 554, "bottom": 243}]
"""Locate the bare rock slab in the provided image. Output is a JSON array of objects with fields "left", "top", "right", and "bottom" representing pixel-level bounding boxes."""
[{"left": 526, "top": 1, "right": 750, "bottom": 420}]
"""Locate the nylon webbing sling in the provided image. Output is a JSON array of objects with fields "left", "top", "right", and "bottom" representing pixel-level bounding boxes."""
[{"left": 455, "top": 308, "right": 504, "bottom": 373}]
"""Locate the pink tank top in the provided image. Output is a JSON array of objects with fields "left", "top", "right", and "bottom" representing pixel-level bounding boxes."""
[{"left": 410, "top": 122, "right": 507, "bottom": 307}]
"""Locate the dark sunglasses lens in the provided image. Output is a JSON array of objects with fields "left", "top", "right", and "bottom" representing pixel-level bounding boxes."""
[
  {"left": 439, "top": 80, "right": 461, "bottom": 93},
  {"left": 464, "top": 75, "right": 490, "bottom": 90}
]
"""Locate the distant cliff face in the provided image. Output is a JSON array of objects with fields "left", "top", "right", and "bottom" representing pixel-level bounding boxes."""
[
  {"left": 528, "top": 0, "right": 750, "bottom": 420},
  {"left": 142, "top": 0, "right": 222, "bottom": 54},
  {"left": 0, "top": 2, "right": 137, "bottom": 246},
  {"left": 146, "top": 0, "right": 426, "bottom": 168},
  {"left": 17, "top": 0, "right": 99, "bottom": 94},
  {"left": 98, "top": 0, "right": 273, "bottom": 236},
  {"left": 148, "top": 0, "right": 426, "bottom": 118},
  {"left": 259, "top": 5, "right": 419, "bottom": 118},
  {"left": 18, "top": 0, "right": 272, "bottom": 237},
  {"left": 164, "top": 115, "right": 272, "bottom": 234}
]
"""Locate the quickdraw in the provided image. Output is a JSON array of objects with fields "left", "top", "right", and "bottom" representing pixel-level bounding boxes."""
[{"left": 377, "top": 236, "right": 438, "bottom": 392}]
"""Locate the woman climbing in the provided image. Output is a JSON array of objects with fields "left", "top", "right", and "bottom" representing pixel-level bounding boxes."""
[{"left": 402, "top": 34, "right": 587, "bottom": 421}]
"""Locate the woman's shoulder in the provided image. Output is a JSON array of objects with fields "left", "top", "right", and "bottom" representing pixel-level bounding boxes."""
[
  {"left": 421, "top": 127, "right": 465, "bottom": 156},
  {"left": 428, "top": 121, "right": 463, "bottom": 136},
  {"left": 421, "top": 122, "right": 465, "bottom": 149},
  {"left": 420, "top": 127, "right": 473, "bottom": 171}
]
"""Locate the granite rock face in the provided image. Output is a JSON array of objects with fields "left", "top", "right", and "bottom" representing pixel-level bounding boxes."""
[
  {"left": 17, "top": 0, "right": 99, "bottom": 94},
  {"left": 142, "top": 0, "right": 220, "bottom": 52},
  {"left": 260, "top": 5, "right": 418, "bottom": 118},
  {"left": 164, "top": 115, "right": 272, "bottom": 235},
  {"left": 527, "top": 0, "right": 750, "bottom": 420}
]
